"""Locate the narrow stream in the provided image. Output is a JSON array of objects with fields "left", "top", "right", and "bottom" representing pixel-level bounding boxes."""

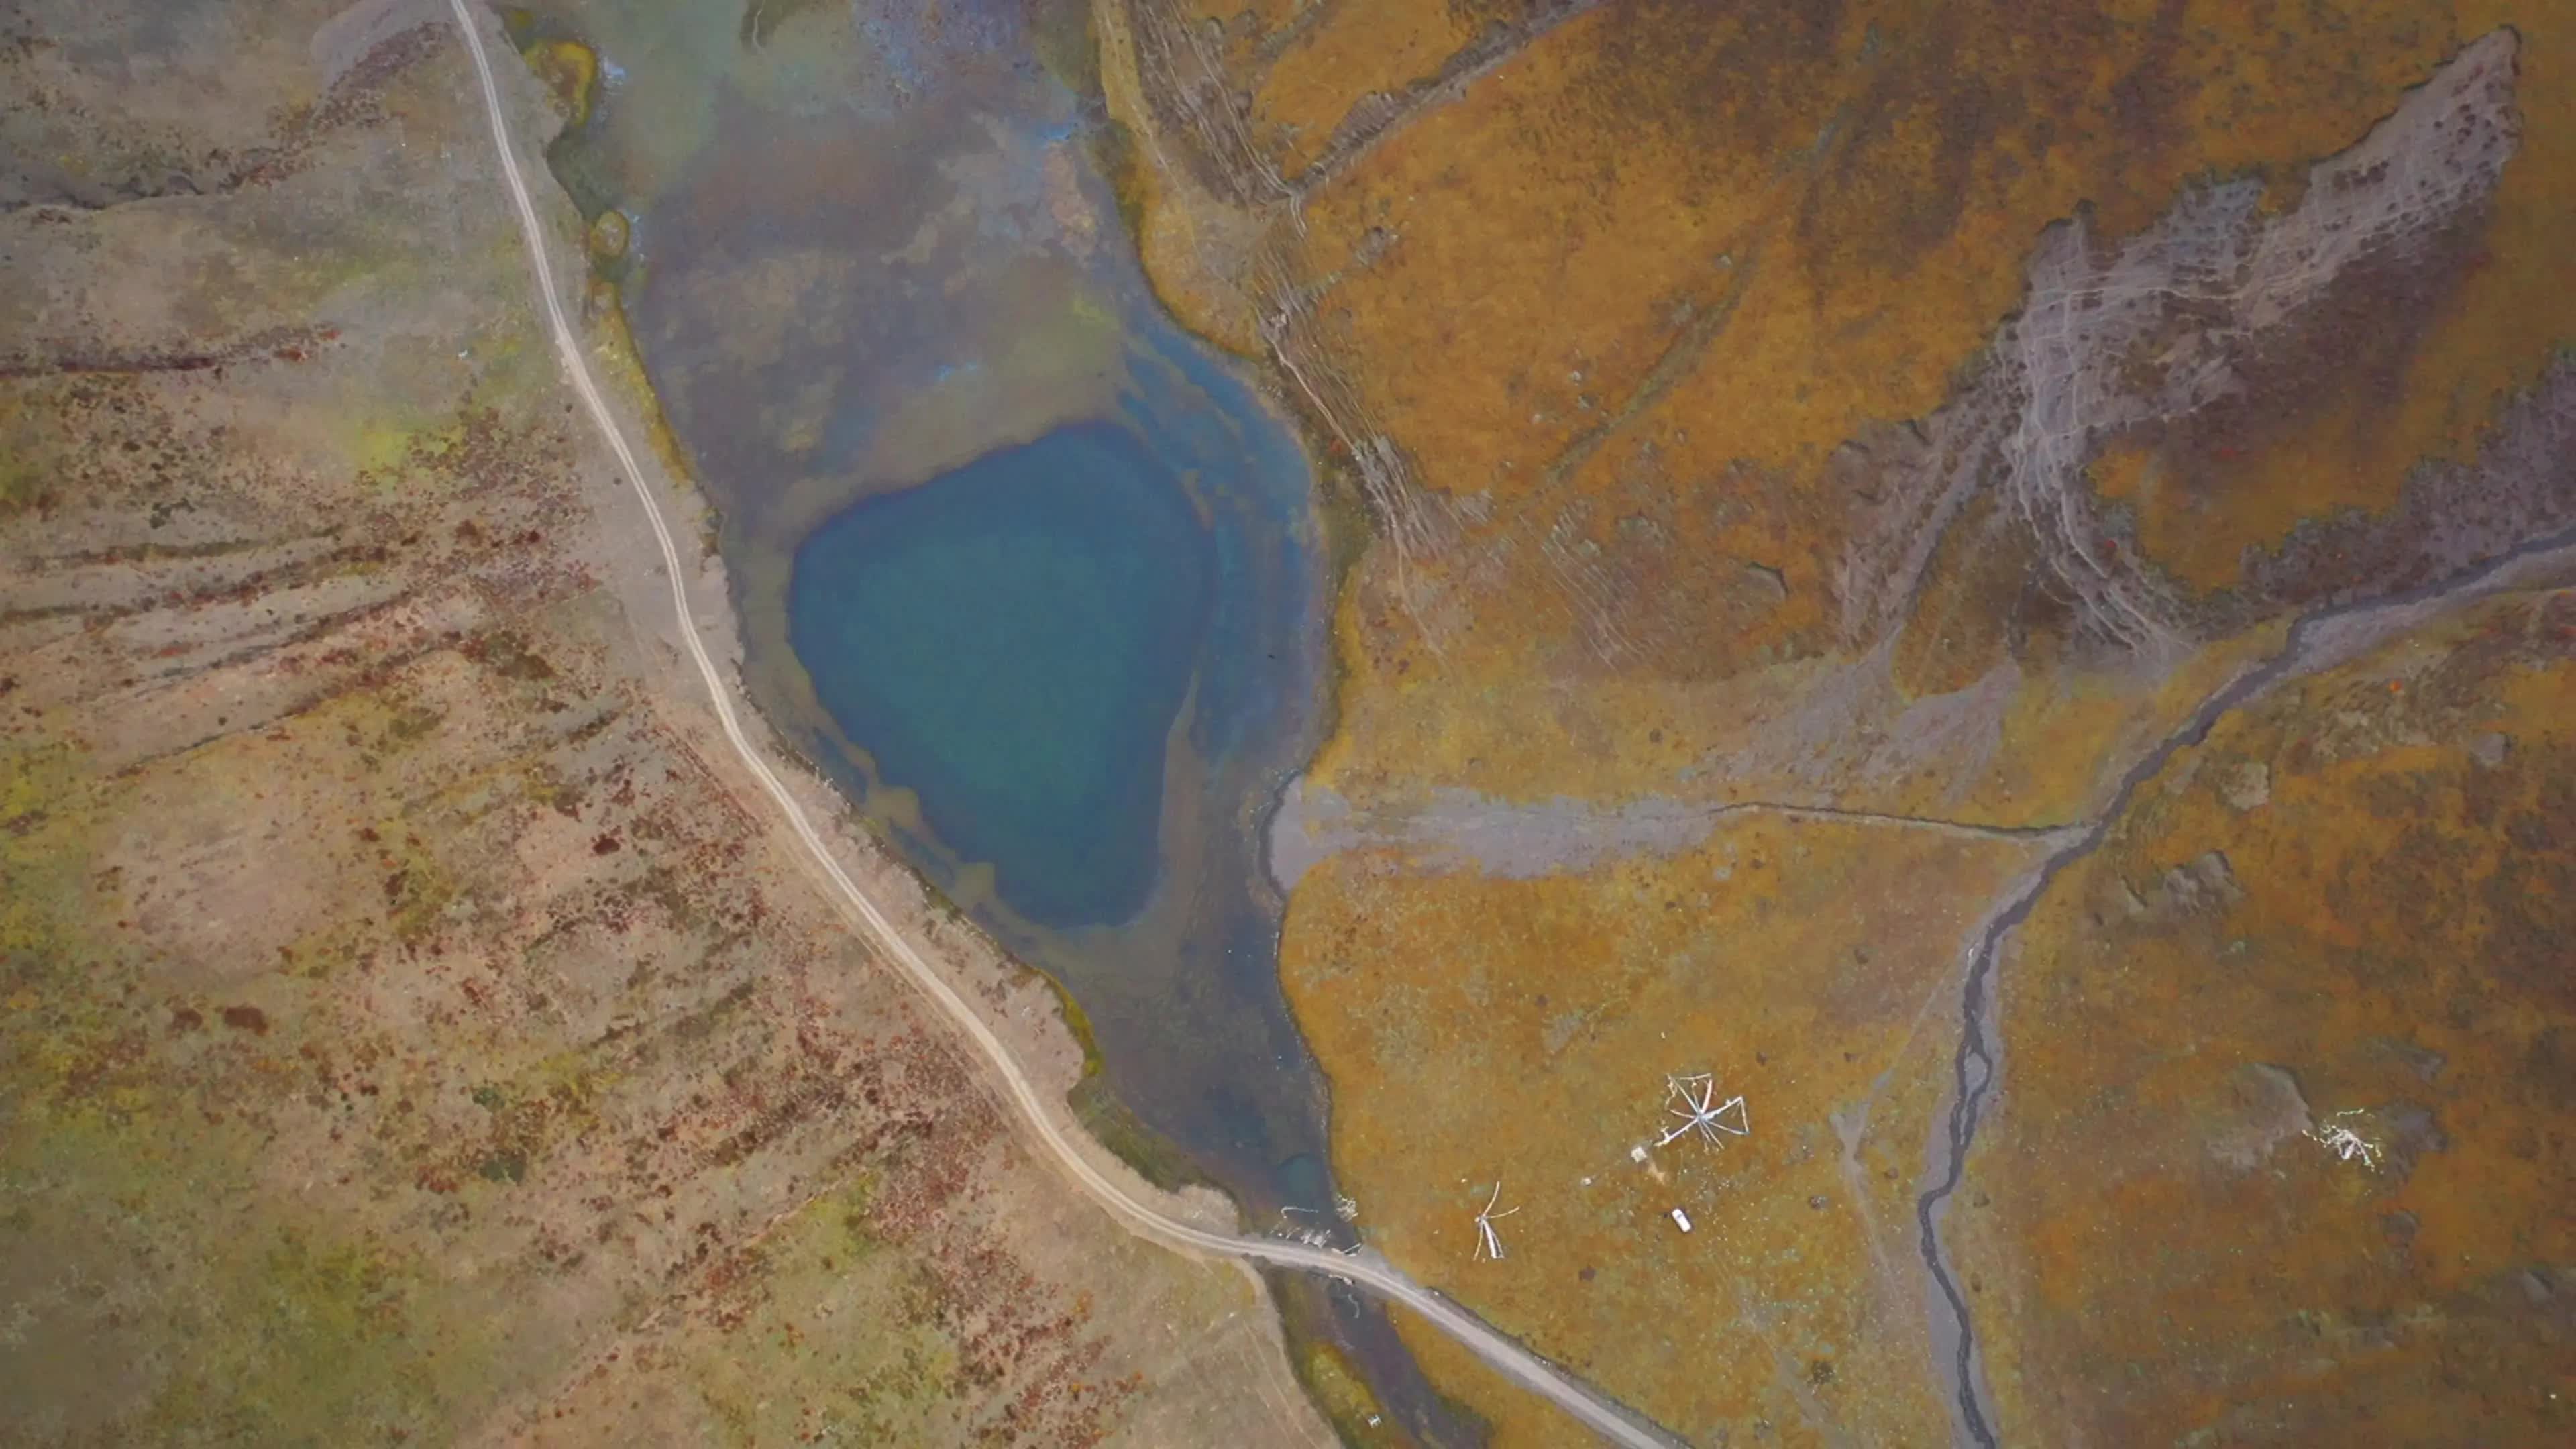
[{"left": 1915, "top": 517, "right": 2576, "bottom": 1448}]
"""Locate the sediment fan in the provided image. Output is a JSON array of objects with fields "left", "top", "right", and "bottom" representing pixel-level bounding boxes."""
[{"left": 1835, "top": 30, "right": 2523, "bottom": 655}]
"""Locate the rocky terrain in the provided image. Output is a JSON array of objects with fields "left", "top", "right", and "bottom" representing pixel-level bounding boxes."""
[
  {"left": 1103, "top": 0, "right": 2576, "bottom": 1443},
  {"left": 1, "top": 4, "right": 1333, "bottom": 1444}
]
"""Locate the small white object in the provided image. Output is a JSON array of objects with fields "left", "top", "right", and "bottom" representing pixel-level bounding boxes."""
[
  {"left": 1472, "top": 1181, "right": 1519, "bottom": 1263},
  {"left": 2306, "top": 1110, "right": 2383, "bottom": 1171},
  {"left": 1629, "top": 1144, "right": 1648, "bottom": 1164},
  {"left": 1670, "top": 1207, "right": 1693, "bottom": 1233},
  {"left": 1658, "top": 1073, "right": 1751, "bottom": 1150}
]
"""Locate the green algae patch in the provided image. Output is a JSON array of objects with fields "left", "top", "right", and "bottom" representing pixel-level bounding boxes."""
[
  {"left": 0, "top": 786, "right": 506, "bottom": 1444},
  {"left": 124, "top": 1226, "right": 488, "bottom": 1444},
  {"left": 5, "top": 1121, "right": 459, "bottom": 1442},
  {"left": 0, "top": 737, "right": 117, "bottom": 1110},
  {"left": 521, "top": 38, "right": 599, "bottom": 127},
  {"left": 1291, "top": 1337, "right": 1411, "bottom": 1448},
  {"left": 1030, "top": 962, "right": 1106, "bottom": 1080},
  {"left": 643, "top": 1171, "right": 1081, "bottom": 1446},
  {"left": 1070, "top": 1073, "right": 1213, "bottom": 1195},
  {"left": 1028, "top": 0, "right": 1107, "bottom": 99},
  {"left": 586, "top": 207, "right": 631, "bottom": 263},
  {"left": 1089, "top": 115, "right": 1154, "bottom": 254},
  {"left": 0, "top": 418, "right": 48, "bottom": 515}
]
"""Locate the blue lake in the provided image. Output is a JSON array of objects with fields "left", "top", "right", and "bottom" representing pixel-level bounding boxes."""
[
  {"left": 788, "top": 423, "right": 1212, "bottom": 928},
  {"left": 525, "top": 0, "right": 1480, "bottom": 1435}
]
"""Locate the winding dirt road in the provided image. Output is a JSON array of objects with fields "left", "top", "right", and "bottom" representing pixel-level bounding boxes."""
[{"left": 442, "top": 4, "right": 1676, "bottom": 1445}]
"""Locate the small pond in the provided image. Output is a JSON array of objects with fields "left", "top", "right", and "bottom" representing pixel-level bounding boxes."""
[{"left": 788, "top": 421, "right": 1211, "bottom": 928}]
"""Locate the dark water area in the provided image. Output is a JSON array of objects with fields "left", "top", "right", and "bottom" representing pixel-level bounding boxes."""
[
  {"left": 515, "top": 1, "right": 1479, "bottom": 1440},
  {"left": 787, "top": 421, "right": 1210, "bottom": 928}
]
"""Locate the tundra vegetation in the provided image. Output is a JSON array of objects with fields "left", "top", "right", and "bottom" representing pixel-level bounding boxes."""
[
  {"left": 1100, "top": 0, "right": 2576, "bottom": 1442},
  {"left": 1, "top": 4, "right": 1334, "bottom": 1444}
]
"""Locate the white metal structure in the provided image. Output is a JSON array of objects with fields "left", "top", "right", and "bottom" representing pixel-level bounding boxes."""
[{"left": 1656, "top": 1073, "right": 1750, "bottom": 1150}]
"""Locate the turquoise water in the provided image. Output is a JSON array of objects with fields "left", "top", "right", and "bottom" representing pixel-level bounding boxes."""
[{"left": 786, "top": 423, "right": 1212, "bottom": 926}]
